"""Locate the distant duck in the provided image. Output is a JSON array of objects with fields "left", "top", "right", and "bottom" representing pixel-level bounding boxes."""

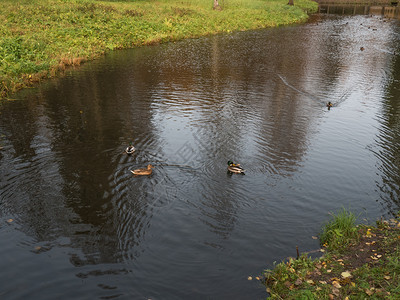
[
  {"left": 125, "top": 144, "right": 136, "bottom": 155},
  {"left": 327, "top": 101, "right": 333, "bottom": 108},
  {"left": 227, "top": 160, "right": 245, "bottom": 174},
  {"left": 131, "top": 164, "right": 154, "bottom": 176},
  {"left": 360, "top": 47, "right": 365, "bottom": 51}
]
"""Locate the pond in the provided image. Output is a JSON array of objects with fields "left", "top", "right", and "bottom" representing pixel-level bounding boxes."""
[{"left": 1, "top": 8, "right": 400, "bottom": 299}]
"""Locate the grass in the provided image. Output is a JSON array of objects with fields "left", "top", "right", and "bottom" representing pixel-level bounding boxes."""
[
  {"left": 319, "top": 208, "right": 359, "bottom": 250},
  {"left": 0, "top": 0, "right": 318, "bottom": 98},
  {"left": 263, "top": 209, "right": 400, "bottom": 299}
]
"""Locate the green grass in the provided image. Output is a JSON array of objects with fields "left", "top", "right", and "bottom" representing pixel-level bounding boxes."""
[
  {"left": 319, "top": 208, "right": 359, "bottom": 250},
  {"left": 263, "top": 209, "right": 400, "bottom": 299},
  {"left": 0, "top": 0, "right": 318, "bottom": 98}
]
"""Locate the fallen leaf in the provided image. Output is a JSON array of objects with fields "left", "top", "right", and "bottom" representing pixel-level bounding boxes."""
[
  {"left": 332, "top": 287, "right": 340, "bottom": 296},
  {"left": 255, "top": 276, "right": 260, "bottom": 280},
  {"left": 294, "top": 278, "right": 302, "bottom": 286},
  {"left": 312, "top": 236, "right": 318, "bottom": 240},
  {"left": 247, "top": 276, "right": 252, "bottom": 280},
  {"left": 351, "top": 282, "right": 356, "bottom": 287},
  {"left": 377, "top": 255, "right": 382, "bottom": 258},
  {"left": 34, "top": 246, "right": 41, "bottom": 251},
  {"left": 266, "top": 287, "right": 271, "bottom": 293},
  {"left": 329, "top": 294, "right": 334, "bottom": 300},
  {"left": 319, "top": 280, "right": 327, "bottom": 285},
  {"left": 320, "top": 249, "right": 325, "bottom": 253},
  {"left": 6, "top": 219, "right": 13, "bottom": 223},
  {"left": 384, "top": 275, "right": 391, "bottom": 280},
  {"left": 365, "top": 289, "right": 374, "bottom": 296},
  {"left": 306, "top": 279, "right": 314, "bottom": 285},
  {"left": 327, "top": 269, "right": 332, "bottom": 273},
  {"left": 332, "top": 281, "right": 342, "bottom": 289},
  {"left": 341, "top": 271, "right": 352, "bottom": 278}
]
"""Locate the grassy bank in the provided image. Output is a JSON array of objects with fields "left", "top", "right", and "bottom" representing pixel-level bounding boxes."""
[
  {"left": 0, "top": 0, "right": 318, "bottom": 98},
  {"left": 264, "top": 209, "right": 400, "bottom": 299}
]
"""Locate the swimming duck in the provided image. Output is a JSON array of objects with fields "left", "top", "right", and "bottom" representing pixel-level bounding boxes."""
[
  {"left": 227, "top": 160, "right": 245, "bottom": 174},
  {"left": 327, "top": 102, "right": 333, "bottom": 108},
  {"left": 125, "top": 144, "right": 136, "bottom": 155},
  {"left": 131, "top": 164, "right": 154, "bottom": 176}
]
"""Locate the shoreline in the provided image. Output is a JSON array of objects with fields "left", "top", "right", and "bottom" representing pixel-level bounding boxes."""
[
  {"left": 0, "top": 0, "right": 318, "bottom": 99},
  {"left": 263, "top": 210, "right": 400, "bottom": 298}
]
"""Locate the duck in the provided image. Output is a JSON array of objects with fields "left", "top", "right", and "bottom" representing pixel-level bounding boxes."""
[
  {"left": 125, "top": 144, "right": 136, "bottom": 155},
  {"left": 227, "top": 160, "right": 245, "bottom": 174},
  {"left": 131, "top": 164, "right": 154, "bottom": 176},
  {"left": 326, "top": 101, "right": 333, "bottom": 109}
]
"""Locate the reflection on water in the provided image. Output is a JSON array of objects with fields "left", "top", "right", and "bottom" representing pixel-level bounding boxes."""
[
  {"left": 319, "top": 4, "right": 400, "bottom": 19},
  {"left": 374, "top": 53, "right": 400, "bottom": 214},
  {"left": 0, "top": 12, "right": 400, "bottom": 299}
]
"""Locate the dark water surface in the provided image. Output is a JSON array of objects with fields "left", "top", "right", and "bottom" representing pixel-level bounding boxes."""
[{"left": 1, "top": 12, "right": 400, "bottom": 299}]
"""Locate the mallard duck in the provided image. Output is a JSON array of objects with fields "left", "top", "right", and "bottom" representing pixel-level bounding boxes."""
[
  {"left": 327, "top": 101, "right": 333, "bottom": 107},
  {"left": 227, "top": 160, "right": 245, "bottom": 174},
  {"left": 131, "top": 164, "right": 154, "bottom": 176},
  {"left": 125, "top": 144, "right": 136, "bottom": 155}
]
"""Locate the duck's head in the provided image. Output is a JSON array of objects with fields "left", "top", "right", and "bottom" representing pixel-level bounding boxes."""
[
  {"left": 147, "top": 164, "right": 154, "bottom": 169},
  {"left": 227, "top": 160, "right": 234, "bottom": 166}
]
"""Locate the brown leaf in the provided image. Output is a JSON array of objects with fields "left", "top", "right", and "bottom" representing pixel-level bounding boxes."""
[
  {"left": 365, "top": 289, "right": 374, "bottom": 296},
  {"left": 294, "top": 278, "right": 302, "bottom": 286},
  {"left": 332, "top": 287, "right": 340, "bottom": 296}
]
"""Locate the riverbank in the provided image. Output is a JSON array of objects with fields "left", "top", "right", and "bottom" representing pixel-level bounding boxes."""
[
  {"left": 0, "top": 0, "right": 318, "bottom": 99},
  {"left": 264, "top": 209, "right": 400, "bottom": 298}
]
